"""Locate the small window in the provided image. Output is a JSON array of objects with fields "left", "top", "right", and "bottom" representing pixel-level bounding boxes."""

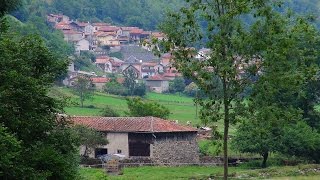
[{"left": 117, "top": 149, "right": 122, "bottom": 154}]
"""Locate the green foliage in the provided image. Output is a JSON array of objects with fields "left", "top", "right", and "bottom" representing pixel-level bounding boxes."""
[
  {"left": 233, "top": 11, "right": 320, "bottom": 167},
  {"left": 123, "top": 68, "right": 139, "bottom": 96},
  {"left": 126, "top": 97, "right": 170, "bottom": 119},
  {"left": 73, "top": 125, "right": 108, "bottom": 158},
  {"left": 72, "top": 76, "right": 94, "bottom": 107},
  {"left": 199, "top": 140, "right": 222, "bottom": 157},
  {"left": 0, "top": 125, "right": 21, "bottom": 178},
  {"left": 0, "top": 0, "right": 21, "bottom": 17},
  {"left": 133, "top": 83, "right": 146, "bottom": 97},
  {"left": 7, "top": 14, "right": 74, "bottom": 59},
  {"left": 279, "top": 121, "right": 320, "bottom": 163},
  {"left": 100, "top": 105, "right": 120, "bottom": 117},
  {"left": 105, "top": 79, "right": 129, "bottom": 96},
  {"left": 169, "top": 77, "right": 186, "bottom": 94},
  {"left": 0, "top": 30, "right": 79, "bottom": 179}
]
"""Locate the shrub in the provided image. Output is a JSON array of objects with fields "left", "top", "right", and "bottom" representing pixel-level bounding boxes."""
[
  {"left": 100, "top": 106, "right": 120, "bottom": 117},
  {"left": 126, "top": 97, "right": 170, "bottom": 119}
]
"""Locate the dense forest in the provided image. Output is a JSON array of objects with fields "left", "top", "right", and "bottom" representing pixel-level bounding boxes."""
[{"left": 12, "top": 0, "right": 184, "bottom": 30}]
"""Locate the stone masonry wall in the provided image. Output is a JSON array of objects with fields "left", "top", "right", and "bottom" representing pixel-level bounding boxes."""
[{"left": 151, "top": 133, "right": 200, "bottom": 164}]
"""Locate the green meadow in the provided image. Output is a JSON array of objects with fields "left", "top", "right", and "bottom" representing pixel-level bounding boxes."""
[
  {"left": 78, "top": 164, "right": 320, "bottom": 180},
  {"left": 51, "top": 87, "right": 199, "bottom": 124}
]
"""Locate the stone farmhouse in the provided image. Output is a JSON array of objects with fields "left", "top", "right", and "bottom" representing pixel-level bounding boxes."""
[{"left": 71, "top": 116, "right": 200, "bottom": 164}]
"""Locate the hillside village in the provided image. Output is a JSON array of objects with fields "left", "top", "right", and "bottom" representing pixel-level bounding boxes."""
[{"left": 47, "top": 13, "right": 187, "bottom": 93}]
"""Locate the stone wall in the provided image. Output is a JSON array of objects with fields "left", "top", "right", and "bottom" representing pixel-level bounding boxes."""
[{"left": 151, "top": 132, "right": 200, "bottom": 164}]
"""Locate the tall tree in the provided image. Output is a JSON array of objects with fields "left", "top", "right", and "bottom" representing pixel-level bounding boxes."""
[
  {"left": 72, "top": 76, "right": 94, "bottom": 107},
  {"left": 157, "top": 0, "right": 287, "bottom": 178},
  {"left": 123, "top": 68, "right": 139, "bottom": 96}
]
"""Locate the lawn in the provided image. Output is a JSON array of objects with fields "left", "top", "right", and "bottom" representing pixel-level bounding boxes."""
[{"left": 78, "top": 164, "right": 320, "bottom": 180}]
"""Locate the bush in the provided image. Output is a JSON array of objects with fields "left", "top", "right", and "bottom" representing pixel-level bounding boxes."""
[
  {"left": 126, "top": 97, "right": 170, "bottom": 119},
  {"left": 105, "top": 81, "right": 129, "bottom": 96},
  {"left": 133, "top": 83, "right": 146, "bottom": 97},
  {"left": 199, "top": 140, "right": 222, "bottom": 156},
  {"left": 100, "top": 106, "right": 120, "bottom": 117}
]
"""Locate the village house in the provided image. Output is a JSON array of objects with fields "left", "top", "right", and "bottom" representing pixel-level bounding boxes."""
[
  {"left": 75, "top": 39, "right": 90, "bottom": 55},
  {"left": 71, "top": 116, "right": 200, "bottom": 164},
  {"left": 141, "top": 62, "right": 157, "bottom": 78},
  {"left": 91, "top": 77, "right": 109, "bottom": 91},
  {"left": 145, "top": 74, "right": 170, "bottom": 93},
  {"left": 95, "top": 56, "right": 113, "bottom": 73},
  {"left": 121, "top": 56, "right": 143, "bottom": 78},
  {"left": 63, "top": 30, "right": 84, "bottom": 43},
  {"left": 92, "top": 22, "right": 111, "bottom": 31},
  {"left": 47, "top": 14, "right": 69, "bottom": 25},
  {"left": 96, "top": 32, "right": 120, "bottom": 47}
]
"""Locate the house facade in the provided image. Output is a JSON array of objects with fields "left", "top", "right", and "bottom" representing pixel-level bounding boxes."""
[
  {"left": 72, "top": 116, "right": 199, "bottom": 164},
  {"left": 145, "top": 74, "right": 170, "bottom": 93}
]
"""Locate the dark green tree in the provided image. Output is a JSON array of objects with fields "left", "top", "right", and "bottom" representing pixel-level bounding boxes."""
[
  {"left": 73, "top": 125, "right": 108, "bottom": 158},
  {"left": 126, "top": 97, "right": 170, "bottom": 119},
  {"left": 123, "top": 68, "right": 139, "bottom": 96},
  {"left": 169, "top": 77, "right": 186, "bottom": 94},
  {"left": 157, "top": 1, "right": 275, "bottom": 178},
  {"left": 233, "top": 14, "right": 320, "bottom": 167},
  {"left": 72, "top": 76, "right": 94, "bottom": 108},
  {"left": 0, "top": 0, "right": 21, "bottom": 17},
  {"left": 0, "top": 32, "right": 79, "bottom": 178}
]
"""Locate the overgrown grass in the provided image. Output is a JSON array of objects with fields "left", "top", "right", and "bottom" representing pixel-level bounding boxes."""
[{"left": 78, "top": 164, "right": 320, "bottom": 180}]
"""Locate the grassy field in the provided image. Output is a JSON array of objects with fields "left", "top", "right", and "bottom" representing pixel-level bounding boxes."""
[
  {"left": 78, "top": 164, "right": 320, "bottom": 180},
  {"left": 50, "top": 86, "right": 237, "bottom": 133},
  {"left": 51, "top": 87, "right": 199, "bottom": 124}
]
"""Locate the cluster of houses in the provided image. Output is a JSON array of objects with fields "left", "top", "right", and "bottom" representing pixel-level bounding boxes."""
[
  {"left": 48, "top": 13, "right": 182, "bottom": 93},
  {"left": 47, "top": 14, "right": 164, "bottom": 55}
]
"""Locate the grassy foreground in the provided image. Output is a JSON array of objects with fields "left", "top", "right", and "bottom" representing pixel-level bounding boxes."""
[{"left": 78, "top": 164, "right": 320, "bottom": 180}]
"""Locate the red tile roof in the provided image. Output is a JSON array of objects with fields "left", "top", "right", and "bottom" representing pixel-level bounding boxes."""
[
  {"left": 63, "top": 30, "right": 82, "bottom": 34},
  {"left": 122, "top": 27, "right": 139, "bottom": 31},
  {"left": 163, "top": 73, "right": 182, "bottom": 77},
  {"left": 95, "top": 56, "right": 111, "bottom": 64},
  {"left": 130, "top": 28, "right": 144, "bottom": 34},
  {"left": 99, "top": 26, "right": 120, "bottom": 32},
  {"left": 92, "top": 22, "right": 111, "bottom": 26},
  {"left": 146, "top": 74, "right": 170, "bottom": 81},
  {"left": 71, "top": 116, "right": 197, "bottom": 133},
  {"left": 152, "top": 32, "right": 165, "bottom": 38},
  {"left": 91, "top": 77, "right": 109, "bottom": 83}
]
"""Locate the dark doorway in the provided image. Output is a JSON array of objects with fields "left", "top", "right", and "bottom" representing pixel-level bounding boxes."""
[
  {"left": 128, "top": 133, "right": 152, "bottom": 157},
  {"left": 95, "top": 148, "right": 108, "bottom": 158}
]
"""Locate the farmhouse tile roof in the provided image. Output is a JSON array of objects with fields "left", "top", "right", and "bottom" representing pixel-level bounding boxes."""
[{"left": 71, "top": 116, "right": 197, "bottom": 133}]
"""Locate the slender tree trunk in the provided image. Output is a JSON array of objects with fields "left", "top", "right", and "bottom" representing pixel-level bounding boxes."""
[
  {"left": 80, "top": 92, "right": 84, "bottom": 108},
  {"left": 223, "top": 78, "right": 229, "bottom": 180},
  {"left": 261, "top": 151, "right": 269, "bottom": 168}
]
